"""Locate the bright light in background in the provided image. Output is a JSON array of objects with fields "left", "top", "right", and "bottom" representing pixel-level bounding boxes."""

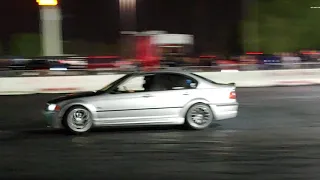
[
  {"left": 36, "top": 0, "right": 58, "bottom": 6},
  {"left": 119, "top": 0, "right": 136, "bottom": 10}
]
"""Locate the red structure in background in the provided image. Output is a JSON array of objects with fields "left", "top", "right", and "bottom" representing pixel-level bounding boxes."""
[
  {"left": 119, "top": 31, "right": 194, "bottom": 69},
  {"left": 135, "top": 35, "right": 160, "bottom": 68}
]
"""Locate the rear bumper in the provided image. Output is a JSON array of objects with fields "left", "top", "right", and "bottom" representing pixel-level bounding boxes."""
[{"left": 210, "top": 103, "right": 238, "bottom": 120}]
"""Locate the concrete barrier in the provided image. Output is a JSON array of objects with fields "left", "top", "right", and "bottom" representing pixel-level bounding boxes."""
[{"left": 1, "top": 69, "right": 320, "bottom": 95}]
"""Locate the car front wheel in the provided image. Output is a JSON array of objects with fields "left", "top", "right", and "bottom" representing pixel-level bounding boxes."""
[{"left": 64, "top": 106, "right": 93, "bottom": 134}]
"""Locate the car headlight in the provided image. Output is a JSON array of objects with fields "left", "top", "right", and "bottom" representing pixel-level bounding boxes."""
[
  {"left": 48, "top": 104, "right": 56, "bottom": 111},
  {"left": 47, "top": 104, "right": 60, "bottom": 111}
]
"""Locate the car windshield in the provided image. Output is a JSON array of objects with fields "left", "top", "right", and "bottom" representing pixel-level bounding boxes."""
[{"left": 98, "top": 74, "right": 132, "bottom": 92}]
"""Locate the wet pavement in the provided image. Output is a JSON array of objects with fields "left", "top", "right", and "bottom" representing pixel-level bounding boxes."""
[{"left": 1, "top": 86, "right": 320, "bottom": 179}]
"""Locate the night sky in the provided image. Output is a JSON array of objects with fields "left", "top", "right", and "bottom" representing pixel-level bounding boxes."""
[{"left": 0, "top": 0, "right": 242, "bottom": 55}]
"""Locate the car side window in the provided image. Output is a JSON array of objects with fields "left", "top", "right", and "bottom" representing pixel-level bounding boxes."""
[
  {"left": 116, "top": 75, "right": 146, "bottom": 93},
  {"left": 157, "top": 74, "right": 198, "bottom": 90},
  {"left": 114, "top": 74, "right": 165, "bottom": 93}
]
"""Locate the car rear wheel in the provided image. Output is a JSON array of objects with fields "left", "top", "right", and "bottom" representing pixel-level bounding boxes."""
[
  {"left": 185, "top": 103, "right": 213, "bottom": 130},
  {"left": 64, "top": 106, "right": 93, "bottom": 134}
]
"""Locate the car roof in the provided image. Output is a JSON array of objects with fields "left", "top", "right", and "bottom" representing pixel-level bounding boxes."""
[
  {"left": 129, "top": 70, "right": 213, "bottom": 87},
  {"left": 134, "top": 68, "right": 193, "bottom": 76}
]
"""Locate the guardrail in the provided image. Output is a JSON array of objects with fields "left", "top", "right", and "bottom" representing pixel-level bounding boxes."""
[
  {"left": 2, "top": 62, "right": 320, "bottom": 77},
  {"left": 2, "top": 68, "right": 320, "bottom": 95}
]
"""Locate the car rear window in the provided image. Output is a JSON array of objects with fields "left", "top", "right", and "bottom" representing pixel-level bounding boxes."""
[
  {"left": 191, "top": 73, "right": 218, "bottom": 84},
  {"left": 157, "top": 73, "right": 198, "bottom": 90}
]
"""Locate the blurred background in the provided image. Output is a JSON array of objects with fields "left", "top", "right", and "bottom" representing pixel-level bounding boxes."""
[
  {"left": 3, "top": 1, "right": 320, "bottom": 179},
  {"left": 1, "top": 0, "right": 320, "bottom": 72}
]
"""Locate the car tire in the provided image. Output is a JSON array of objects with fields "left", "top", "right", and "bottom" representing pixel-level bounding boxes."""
[
  {"left": 63, "top": 106, "right": 93, "bottom": 134},
  {"left": 184, "top": 103, "right": 214, "bottom": 130}
]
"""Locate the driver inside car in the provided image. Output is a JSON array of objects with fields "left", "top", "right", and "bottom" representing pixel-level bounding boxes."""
[
  {"left": 143, "top": 75, "right": 154, "bottom": 92},
  {"left": 145, "top": 75, "right": 168, "bottom": 91}
]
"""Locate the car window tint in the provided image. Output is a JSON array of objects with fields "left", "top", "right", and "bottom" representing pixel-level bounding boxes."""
[
  {"left": 157, "top": 73, "right": 197, "bottom": 90},
  {"left": 147, "top": 75, "right": 167, "bottom": 91}
]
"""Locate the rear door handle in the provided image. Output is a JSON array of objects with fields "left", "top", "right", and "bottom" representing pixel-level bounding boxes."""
[
  {"left": 182, "top": 93, "right": 189, "bottom": 95},
  {"left": 142, "top": 94, "right": 153, "bottom": 98}
]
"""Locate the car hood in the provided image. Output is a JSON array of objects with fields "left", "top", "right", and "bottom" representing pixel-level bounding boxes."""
[{"left": 47, "top": 91, "right": 98, "bottom": 104}]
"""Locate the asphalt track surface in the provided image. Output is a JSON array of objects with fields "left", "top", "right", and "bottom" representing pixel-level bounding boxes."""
[{"left": 1, "top": 86, "right": 320, "bottom": 180}]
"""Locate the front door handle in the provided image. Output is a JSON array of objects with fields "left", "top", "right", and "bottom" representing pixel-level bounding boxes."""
[
  {"left": 182, "top": 93, "right": 189, "bottom": 95},
  {"left": 142, "top": 94, "right": 153, "bottom": 98}
]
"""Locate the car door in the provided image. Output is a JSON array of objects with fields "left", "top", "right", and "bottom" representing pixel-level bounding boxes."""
[
  {"left": 92, "top": 74, "right": 164, "bottom": 125},
  {"left": 94, "top": 92, "right": 158, "bottom": 124},
  {"left": 143, "top": 73, "right": 198, "bottom": 119}
]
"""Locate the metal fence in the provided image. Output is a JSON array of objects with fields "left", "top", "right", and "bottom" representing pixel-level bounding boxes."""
[{"left": 1, "top": 62, "right": 320, "bottom": 77}]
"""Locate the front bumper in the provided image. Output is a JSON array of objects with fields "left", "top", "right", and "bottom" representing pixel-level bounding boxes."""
[
  {"left": 42, "top": 110, "right": 62, "bottom": 128},
  {"left": 210, "top": 103, "right": 238, "bottom": 120}
]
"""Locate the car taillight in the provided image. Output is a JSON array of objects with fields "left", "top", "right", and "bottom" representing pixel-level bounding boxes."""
[{"left": 229, "top": 91, "right": 236, "bottom": 99}]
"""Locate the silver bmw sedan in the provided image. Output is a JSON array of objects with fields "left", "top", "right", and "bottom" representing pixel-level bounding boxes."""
[{"left": 43, "top": 70, "right": 238, "bottom": 134}]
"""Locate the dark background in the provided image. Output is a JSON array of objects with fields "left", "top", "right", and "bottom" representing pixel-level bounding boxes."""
[{"left": 0, "top": 0, "right": 243, "bottom": 55}]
